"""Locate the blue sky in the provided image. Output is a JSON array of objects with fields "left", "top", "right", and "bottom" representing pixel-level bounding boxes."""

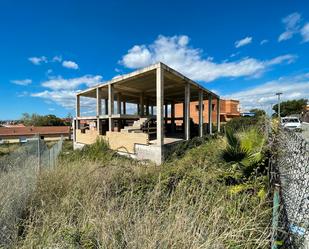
[{"left": 1, "top": 0, "right": 309, "bottom": 119}]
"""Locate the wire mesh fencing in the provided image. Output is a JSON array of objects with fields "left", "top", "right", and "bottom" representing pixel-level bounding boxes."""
[
  {"left": 0, "top": 136, "right": 63, "bottom": 247},
  {"left": 271, "top": 127, "right": 309, "bottom": 248}
]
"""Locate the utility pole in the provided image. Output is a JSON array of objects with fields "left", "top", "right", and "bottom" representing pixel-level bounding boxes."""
[{"left": 275, "top": 93, "right": 283, "bottom": 119}]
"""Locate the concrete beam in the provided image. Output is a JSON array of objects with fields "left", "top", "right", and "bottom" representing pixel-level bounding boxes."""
[
  {"left": 208, "top": 95, "right": 212, "bottom": 134},
  {"left": 185, "top": 83, "right": 190, "bottom": 140},
  {"left": 198, "top": 90, "right": 204, "bottom": 137},
  {"left": 156, "top": 65, "right": 164, "bottom": 146}
]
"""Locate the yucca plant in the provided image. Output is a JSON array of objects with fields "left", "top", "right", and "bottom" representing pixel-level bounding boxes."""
[{"left": 222, "top": 128, "right": 265, "bottom": 179}]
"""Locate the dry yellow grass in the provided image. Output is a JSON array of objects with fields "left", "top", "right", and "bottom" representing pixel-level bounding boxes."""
[{"left": 14, "top": 138, "right": 271, "bottom": 249}]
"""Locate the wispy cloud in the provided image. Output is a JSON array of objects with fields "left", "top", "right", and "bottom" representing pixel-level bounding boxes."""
[
  {"left": 52, "top": 55, "right": 62, "bottom": 62},
  {"left": 301, "top": 23, "right": 309, "bottom": 42},
  {"left": 31, "top": 75, "right": 103, "bottom": 112},
  {"left": 62, "top": 60, "right": 79, "bottom": 70},
  {"left": 235, "top": 37, "right": 252, "bottom": 48},
  {"left": 120, "top": 35, "right": 296, "bottom": 82},
  {"left": 226, "top": 73, "right": 309, "bottom": 113},
  {"left": 277, "top": 12, "right": 309, "bottom": 43},
  {"left": 10, "top": 79, "right": 32, "bottom": 86},
  {"left": 278, "top": 12, "right": 301, "bottom": 42},
  {"left": 28, "top": 56, "right": 48, "bottom": 65},
  {"left": 41, "top": 75, "right": 102, "bottom": 90},
  {"left": 260, "top": 39, "right": 268, "bottom": 45}
]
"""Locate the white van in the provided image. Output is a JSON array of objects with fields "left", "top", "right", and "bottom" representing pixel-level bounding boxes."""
[{"left": 281, "top": 117, "right": 302, "bottom": 130}]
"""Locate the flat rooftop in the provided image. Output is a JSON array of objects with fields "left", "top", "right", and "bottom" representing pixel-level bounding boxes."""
[{"left": 77, "top": 62, "right": 219, "bottom": 105}]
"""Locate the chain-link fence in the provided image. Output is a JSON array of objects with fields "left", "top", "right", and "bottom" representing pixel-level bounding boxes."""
[
  {"left": 271, "top": 128, "right": 309, "bottom": 248},
  {"left": 0, "top": 136, "right": 63, "bottom": 247}
]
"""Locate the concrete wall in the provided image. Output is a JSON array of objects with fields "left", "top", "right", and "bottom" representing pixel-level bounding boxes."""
[
  {"left": 106, "top": 131, "right": 148, "bottom": 153},
  {"left": 76, "top": 129, "right": 101, "bottom": 144}
]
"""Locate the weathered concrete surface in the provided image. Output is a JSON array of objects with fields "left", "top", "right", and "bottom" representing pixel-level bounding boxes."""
[
  {"left": 135, "top": 144, "right": 162, "bottom": 165},
  {"left": 73, "top": 142, "right": 86, "bottom": 150}
]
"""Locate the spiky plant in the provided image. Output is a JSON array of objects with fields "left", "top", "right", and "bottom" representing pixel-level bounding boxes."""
[{"left": 222, "top": 128, "right": 266, "bottom": 179}]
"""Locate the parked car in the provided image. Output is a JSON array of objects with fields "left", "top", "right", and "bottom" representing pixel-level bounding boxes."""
[{"left": 281, "top": 117, "right": 302, "bottom": 130}]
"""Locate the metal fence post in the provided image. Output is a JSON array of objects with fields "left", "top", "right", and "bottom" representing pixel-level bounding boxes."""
[
  {"left": 37, "top": 134, "right": 41, "bottom": 172},
  {"left": 271, "top": 184, "right": 280, "bottom": 249}
]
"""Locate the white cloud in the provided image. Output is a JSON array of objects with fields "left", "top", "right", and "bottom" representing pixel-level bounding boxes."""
[
  {"left": 120, "top": 35, "right": 297, "bottom": 82},
  {"left": 42, "top": 75, "right": 102, "bottom": 90},
  {"left": 52, "top": 55, "right": 62, "bottom": 62},
  {"left": 260, "top": 39, "right": 268, "bottom": 45},
  {"left": 62, "top": 60, "right": 79, "bottom": 70},
  {"left": 121, "top": 45, "right": 152, "bottom": 68},
  {"left": 10, "top": 79, "right": 32, "bottom": 86},
  {"left": 235, "top": 37, "right": 252, "bottom": 48},
  {"left": 31, "top": 90, "right": 97, "bottom": 115},
  {"left": 28, "top": 56, "right": 48, "bottom": 65},
  {"left": 278, "top": 12, "right": 301, "bottom": 42},
  {"left": 226, "top": 73, "right": 309, "bottom": 113},
  {"left": 31, "top": 75, "right": 103, "bottom": 111},
  {"left": 31, "top": 90, "right": 78, "bottom": 109},
  {"left": 301, "top": 23, "right": 309, "bottom": 42}
]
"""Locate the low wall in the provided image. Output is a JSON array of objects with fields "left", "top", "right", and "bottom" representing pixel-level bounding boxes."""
[
  {"left": 106, "top": 131, "right": 148, "bottom": 154},
  {"left": 76, "top": 129, "right": 101, "bottom": 144}
]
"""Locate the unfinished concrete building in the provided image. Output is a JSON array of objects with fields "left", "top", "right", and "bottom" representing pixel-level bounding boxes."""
[{"left": 73, "top": 62, "right": 220, "bottom": 164}]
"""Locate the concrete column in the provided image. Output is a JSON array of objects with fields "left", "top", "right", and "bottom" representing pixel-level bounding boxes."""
[
  {"left": 198, "top": 90, "right": 204, "bottom": 137},
  {"left": 208, "top": 95, "right": 213, "bottom": 134},
  {"left": 76, "top": 95, "right": 80, "bottom": 117},
  {"left": 140, "top": 93, "right": 144, "bottom": 116},
  {"left": 105, "top": 99, "right": 108, "bottom": 115},
  {"left": 156, "top": 66, "right": 164, "bottom": 146},
  {"left": 117, "top": 93, "right": 121, "bottom": 114},
  {"left": 171, "top": 101, "right": 175, "bottom": 134},
  {"left": 73, "top": 118, "right": 76, "bottom": 142},
  {"left": 184, "top": 83, "right": 190, "bottom": 140},
  {"left": 217, "top": 98, "right": 220, "bottom": 132},
  {"left": 96, "top": 88, "right": 101, "bottom": 134},
  {"left": 76, "top": 95, "right": 80, "bottom": 130},
  {"left": 182, "top": 101, "right": 185, "bottom": 131},
  {"left": 165, "top": 103, "right": 168, "bottom": 126},
  {"left": 96, "top": 88, "right": 101, "bottom": 116},
  {"left": 108, "top": 84, "right": 114, "bottom": 131},
  {"left": 146, "top": 99, "right": 149, "bottom": 116},
  {"left": 122, "top": 99, "right": 126, "bottom": 115}
]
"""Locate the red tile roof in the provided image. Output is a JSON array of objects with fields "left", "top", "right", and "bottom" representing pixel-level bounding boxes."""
[{"left": 0, "top": 126, "right": 71, "bottom": 137}]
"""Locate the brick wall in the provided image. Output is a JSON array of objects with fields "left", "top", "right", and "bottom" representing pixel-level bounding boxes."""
[{"left": 174, "top": 99, "right": 240, "bottom": 124}]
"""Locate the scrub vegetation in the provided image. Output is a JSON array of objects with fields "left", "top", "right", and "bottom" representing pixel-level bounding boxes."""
[{"left": 3, "top": 118, "right": 271, "bottom": 249}]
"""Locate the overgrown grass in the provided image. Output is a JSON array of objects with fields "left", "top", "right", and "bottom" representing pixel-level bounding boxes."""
[{"left": 13, "top": 133, "right": 271, "bottom": 248}]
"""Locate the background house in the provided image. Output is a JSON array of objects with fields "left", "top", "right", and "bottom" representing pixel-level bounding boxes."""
[{"left": 0, "top": 126, "right": 71, "bottom": 143}]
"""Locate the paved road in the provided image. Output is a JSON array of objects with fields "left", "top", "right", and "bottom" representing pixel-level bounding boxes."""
[{"left": 301, "top": 122, "right": 309, "bottom": 142}]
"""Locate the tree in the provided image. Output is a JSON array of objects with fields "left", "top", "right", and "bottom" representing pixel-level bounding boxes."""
[
  {"left": 250, "top": 109, "right": 266, "bottom": 117},
  {"left": 21, "top": 113, "right": 66, "bottom": 126},
  {"left": 272, "top": 99, "right": 307, "bottom": 117}
]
